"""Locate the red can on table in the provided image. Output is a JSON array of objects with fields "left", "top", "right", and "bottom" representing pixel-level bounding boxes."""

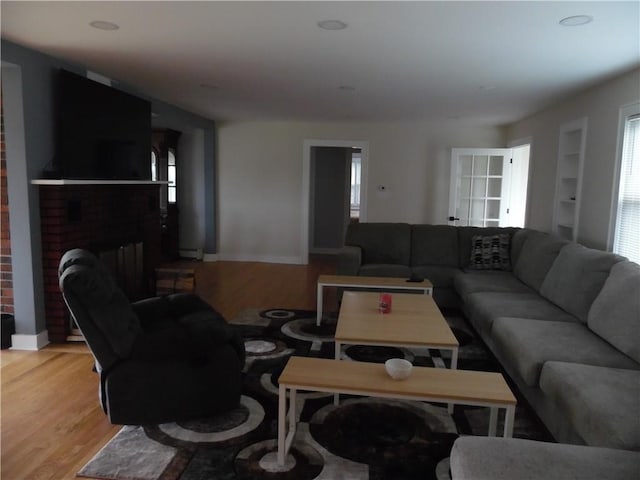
[{"left": 379, "top": 293, "right": 392, "bottom": 314}]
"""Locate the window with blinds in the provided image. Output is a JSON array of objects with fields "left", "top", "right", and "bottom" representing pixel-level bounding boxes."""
[{"left": 613, "top": 110, "right": 640, "bottom": 264}]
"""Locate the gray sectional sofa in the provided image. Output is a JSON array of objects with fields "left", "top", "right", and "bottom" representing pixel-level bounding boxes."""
[
  {"left": 338, "top": 223, "right": 520, "bottom": 308},
  {"left": 450, "top": 437, "right": 640, "bottom": 480},
  {"left": 337, "top": 223, "right": 640, "bottom": 453}
]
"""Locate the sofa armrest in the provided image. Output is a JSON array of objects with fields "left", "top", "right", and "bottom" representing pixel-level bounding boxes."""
[
  {"left": 337, "top": 245, "right": 362, "bottom": 275},
  {"left": 450, "top": 436, "right": 640, "bottom": 480},
  {"left": 131, "top": 297, "right": 175, "bottom": 331}
]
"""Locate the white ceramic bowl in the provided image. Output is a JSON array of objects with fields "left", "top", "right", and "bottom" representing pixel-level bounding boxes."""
[{"left": 385, "top": 358, "right": 413, "bottom": 380}]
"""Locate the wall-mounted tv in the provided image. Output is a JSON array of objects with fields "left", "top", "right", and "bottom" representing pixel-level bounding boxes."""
[{"left": 55, "top": 69, "right": 152, "bottom": 180}]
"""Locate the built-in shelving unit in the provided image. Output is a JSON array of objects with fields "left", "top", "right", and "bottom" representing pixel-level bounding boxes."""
[{"left": 552, "top": 117, "right": 587, "bottom": 241}]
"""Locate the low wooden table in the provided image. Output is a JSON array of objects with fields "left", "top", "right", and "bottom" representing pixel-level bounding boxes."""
[
  {"left": 316, "top": 274, "right": 433, "bottom": 326},
  {"left": 335, "top": 291, "right": 459, "bottom": 369},
  {"left": 277, "top": 356, "right": 517, "bottom": 466}
]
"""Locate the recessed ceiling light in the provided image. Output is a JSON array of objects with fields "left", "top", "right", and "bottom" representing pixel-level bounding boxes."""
[
  {"left": 559, "top": 15, "right": 593, "bottom": 27},
  {"left": 90, "top": 20, "right": 120, "bottom": 31},
  {"left": 318, "top": 19, "right": 348, "bottom": 31}
]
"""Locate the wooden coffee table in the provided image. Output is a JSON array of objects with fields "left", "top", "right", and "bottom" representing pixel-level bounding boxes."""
[
  {"left": 316, "top": 274, "right": 433, "bottom": 326},
  {"left": 277, "top": 356, "right": 517, "bottom": 466},
  {"left": 335, "top": 291, "right": 459, "bottom": 369}
]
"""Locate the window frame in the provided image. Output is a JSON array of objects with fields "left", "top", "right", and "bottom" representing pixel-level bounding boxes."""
[
  {"left": 608, "top": 101, "right": 640, "bottom": 258},
  {"left": 350, "top": 151, "right": 361, "bottom": 218},
  {"left": 167, "top": 147, "right": 177, "bottom": 204}
]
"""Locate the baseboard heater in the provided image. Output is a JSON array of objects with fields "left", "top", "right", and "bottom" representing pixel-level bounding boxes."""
[{"left": 179, "top": 248, "right": 203, "bottom": 260}]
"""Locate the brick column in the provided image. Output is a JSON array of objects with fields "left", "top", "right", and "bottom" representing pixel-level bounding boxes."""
[{"left": 0, "top": 90, "right": 14, "bottom": 315}]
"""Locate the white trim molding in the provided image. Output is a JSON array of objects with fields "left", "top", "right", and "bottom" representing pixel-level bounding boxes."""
[
  {"left": 11, "top": 330, "right": 50, "bottom": 351},
  {"left": 217, "top": 253, "right": 303, "bottom": 265},
  {"left": 301, "top": 139, "right": 369, "bottom": 265},
  {"left": 202, "top": 253, "right": 219, "bottom": 262},
  {"left": 31, "top": 179, "right": 168, "bottom": 185},
  {"left": 608, "top": 101, "right": 640, "bottom": 251},
  {"left": 179, "top": 248, "right": 203, "bottom": 260},
  {"left": 309, "top": 247, "right": 342, "bottom": 255}
]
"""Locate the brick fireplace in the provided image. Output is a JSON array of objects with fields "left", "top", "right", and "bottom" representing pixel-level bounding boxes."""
[{"left": 36, "top": 181, "right": 162, "bottom": 342}]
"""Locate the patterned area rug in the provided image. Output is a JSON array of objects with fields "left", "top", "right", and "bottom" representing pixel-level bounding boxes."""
[{"left": 78, "top": 309, "right": 552, "bottom": 480}]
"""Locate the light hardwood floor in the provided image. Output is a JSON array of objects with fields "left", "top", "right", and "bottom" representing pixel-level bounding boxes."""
[{"left": 0, "top": 256, "right": 337, "bottom": 480}]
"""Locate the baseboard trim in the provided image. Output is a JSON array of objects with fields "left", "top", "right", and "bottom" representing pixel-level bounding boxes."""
[
  {"left": 11, "top": 330, "right": 50, "bottom": 351},
  {"left": 309, "top": 247, "right": 341, "bottom": 255},
  {"left": 202, "top": 253, "right": 218, "bottom": 262},
  {"left": 179, "top": 248, "right": 203, "bottom": 260},
  {"left": 217, "top": 253, "right": 304, "bottom": 265}
]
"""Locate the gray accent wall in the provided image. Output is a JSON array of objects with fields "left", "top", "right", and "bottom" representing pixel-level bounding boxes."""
[
  {"left": 310, "top": 147, "right": 351, "bottom": 251},
  {"left": 1, "top": 40, "right": 218, "bottom": 341},
  {"left": 2, "top": 63, "right": 45, "bottom": 335}
]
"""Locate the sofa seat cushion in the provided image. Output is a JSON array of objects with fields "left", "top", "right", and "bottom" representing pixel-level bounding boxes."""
[
  {"left": 410, "top": 224, "right": 460, "bottom": 266},
  {"left": 588, "top": 260, "right": 640, "bottom": 363},
  {"left": 450, "top": 436, "right": 640, "bottom": 480},
  {"left": 463, "top": 292, "right": 577, "bottom": 336},
  {"left": 358, "top": 264, "right": 412, "bottom": 278},
  {"left": 491, "top": 318, "right": 639, "bottom": 387},
  {"left": 411, "top": 265, "right": 461, "bottom": 288},
  {"left": 539, "top": 362, "right": 640, "bottom": 450},
  {"left": 513, "top": 231, "right": 569, "bottom": 291},
  {"left": 540, "top": 243, "right": 624, "bottom": 323},
  {"left": 454, "top": 271, "right": 533, "bottom": 301}
]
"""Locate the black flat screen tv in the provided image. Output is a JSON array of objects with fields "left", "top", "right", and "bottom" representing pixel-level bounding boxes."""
[{"left": 55, "top": 69, "right": 152, "bottom": 180}]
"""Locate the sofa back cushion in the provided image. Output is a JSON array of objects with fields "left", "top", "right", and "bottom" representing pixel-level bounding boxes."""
[
  {"left": 540, "top": 244, "right": 625, "bottom": 323},
  {"left": 588, "top": 260, "right": 640, "bottom": 363},
  {"left": 411, "top": 224, "right": 459, "bottom": 266},
  {"left": 345, "top": 222, "right": 411, "bottom": 265},
  {"left": 510, "top": 229, "right": 534, "bottom": 266},
  {"left": 468, "top": 233, "right": 512, "bottom": 270},
  {"left": 513, "top": 231, "right": 569, "bottom": 291},
  {"left": 458, "top": 227, "right": 518, "bottom": 269}
]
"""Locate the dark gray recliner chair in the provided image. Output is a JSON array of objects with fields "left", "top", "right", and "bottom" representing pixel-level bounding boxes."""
[{"left": 58, "top": 248, "right": 245, "bottom": 425}]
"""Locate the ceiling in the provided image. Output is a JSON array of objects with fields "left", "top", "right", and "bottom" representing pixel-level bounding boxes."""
[{"left": 2, "top": 1, "right": 639, "bottom": 125}]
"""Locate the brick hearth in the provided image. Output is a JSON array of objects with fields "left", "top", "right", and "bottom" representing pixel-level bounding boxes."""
[{"left": 38, "top": 183, "right": 161, "bottom": 342}]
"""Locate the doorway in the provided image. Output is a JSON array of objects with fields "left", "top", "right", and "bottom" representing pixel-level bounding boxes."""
[
  {"left": 448, "top": 146, "right": 530, "bottom": 227},
  {"left": 301, "top": 139, "right": 369, "bottom": 264}
]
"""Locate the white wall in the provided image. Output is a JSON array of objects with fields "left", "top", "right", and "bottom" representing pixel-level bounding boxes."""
[
  {"left": 507, "top": 68, "right": 640, "bottom": 250},
  {"left": 217, "top": 120, "right": 505, "bottom": 263}
]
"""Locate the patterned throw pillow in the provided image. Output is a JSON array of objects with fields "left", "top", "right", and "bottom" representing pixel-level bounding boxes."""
[{"left": 469, "top": 234, "right": 511, "bottom": 270}]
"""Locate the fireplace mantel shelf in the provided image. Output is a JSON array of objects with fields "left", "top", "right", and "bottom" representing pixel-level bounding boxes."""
[{"left": 32, "top": 179, "right": 169, "bottom": 186}]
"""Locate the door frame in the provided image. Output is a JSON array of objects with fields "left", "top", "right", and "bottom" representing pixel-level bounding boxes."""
[
  {"left": 301, "top": 139, "right": 369, "bottom": 264},
  {"left": 449, "top": 148, "right": 513, "bottom": 226},
  {"left": 508, "top": 137, "right": 533, "bottom": 229}
]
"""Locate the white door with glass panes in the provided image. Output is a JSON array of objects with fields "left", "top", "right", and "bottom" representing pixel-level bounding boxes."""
[{"left": 449, "top": 148, "right": 514, "bottom": 227}]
